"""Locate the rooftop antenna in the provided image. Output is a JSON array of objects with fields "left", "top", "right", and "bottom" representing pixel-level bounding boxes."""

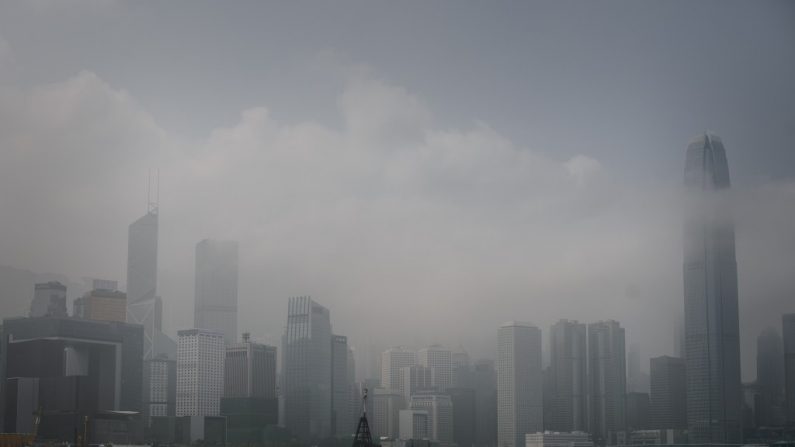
[
  {"left": 147, "top": 168, "right": 160, "bottom": 215},
  {"left": 352, "top": 387, "right": 373, "bottom": 447}
]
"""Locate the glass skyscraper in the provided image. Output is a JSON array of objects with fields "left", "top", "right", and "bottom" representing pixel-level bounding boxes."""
[
  {"left": 194, "top": 239, "right": 239, "bottom": 345},
  {"left": 683, "top": 133, "right": 742, "bottom": 443}
]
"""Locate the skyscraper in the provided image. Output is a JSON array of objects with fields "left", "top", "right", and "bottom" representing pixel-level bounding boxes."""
[
  {"left": 143, "top": 355, "right": 177, "bottom": 423},
  {"left": 410, "top": 393, "right": 454, "bottom": 445},
  {"left": 381, "top": 347, "right": 416, "bottom": 391},
  {"left": 587, "top": 320, "right": 626, "bottom": 446},
  {"left": 649, "top": 356, "right": 686, "bottom": 430},
  {"left": 473, "top": 359, "right": 497, "bottom": 447},
  {"left": 683, "top": 133, "right": 742, "bottom": 443},
  {"left": 548, "top": 319, "right": 587, "bottom": 432},
  {"left": 332, "top": 334, "right": 352, "bottom": 436},
  {"left": 783, "top": 314, "right": 795, "bottom": 426},
  {"left": 176, "top": 329, "right": 225, "bottom": 416},
  {"left": 756, "top": 328, "right": 785, "bottom": 427},
  {"left": 194, "top": 239, "right": 239, "bottom": 345},
  {"left": 282, "top": 296, "right": 333, "bottom": 439},
  {"left": 224, "top": 336, "right": 277, "bottom": 399},
  {"left": 418, "top": 345, "right": 453, "bottom": 392},
  {"left": 126, "top": 209, "right": 163, "bottom": 359},
  {"left": 497, "top": 322, "right": 542, "bottom": 447}
]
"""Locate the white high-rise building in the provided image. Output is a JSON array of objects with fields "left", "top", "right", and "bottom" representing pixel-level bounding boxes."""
[
  {"left": 409, "top": 393, "right": 454, "bottom": 445},
  {"left": 381, "top": 347, "right": 416, "bottom": 390},
  {"left": 177, "top": 329, "right": 225, "bottom": 416},
  {"left": 498, "top": 322, "right": 543, "bottom": 447},
  {"left": 418, "top": 345, "right": 452, "bottom": 392},
  {"left": 143, "top": 355, "right": 176, "bottom": 424},
  {"left": 399, "top": 409, "right": 430, "bottom": 440}
]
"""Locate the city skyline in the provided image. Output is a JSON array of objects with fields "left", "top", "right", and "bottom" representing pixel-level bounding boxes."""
[{"left": 0, "top": 2, "right": 793, "bottom": 376}]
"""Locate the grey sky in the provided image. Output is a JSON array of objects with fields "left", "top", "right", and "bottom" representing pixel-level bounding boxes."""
[{"left": 0, "top": 1, "right": 793, "bottom": 380}]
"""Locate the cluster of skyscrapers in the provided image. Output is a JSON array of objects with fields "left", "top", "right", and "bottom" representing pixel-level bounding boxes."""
[{"left": 1, "top": 134, "right": 795, "bottom": 447}]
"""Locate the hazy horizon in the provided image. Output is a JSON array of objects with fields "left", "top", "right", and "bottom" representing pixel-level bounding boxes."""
[{"left": 1, "top": 0, "right": 794, "bottom": 382}]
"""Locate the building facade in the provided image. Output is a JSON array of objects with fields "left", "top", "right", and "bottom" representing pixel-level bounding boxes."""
[
  {"left": 332, "top": 334, "right": 352, "bottom": 436},
  {"left": 683, "top": 133, "right": 743, "bottom": 443},
  {"left": 418, "top": 345, "right": 453, "bottom": 392},
  {"left": 282, "top": 296, "right": 333, "bottom": 439},
  {"left": 587, "top": 320, "right": 626, "bottom": 445},
  {"left": 224, "top": 337, "right": 277, "bottom": 399},
  {"left": 649, "top": 356, "right": 686, "bottom": 429},
  {"left": 74, "top": 287, "right": 127, "bottom": 323},
  {"left": 756, "top": 327, "right": 785, "bottom": 427},
  {"left": 176, "top": 329, "right": 225, "bottom": 416},
  {"left": 548, "top": 319, "right": 587, "bottom": 432},
  {"left": 381, "top": 347, "right": 416, "bottom": 391},
  {"left": 143, "top": 355, "right": 177, "bottom": 423},
  {"left": 194, "top": 239, "right": 239, "bottom": 345},
  {"left": 784, "top": 314, "right": 795, "bottom": 426},
  {"left": 29, "top": 281, "right": 67, "bottom": 318},
  {"left": 410, "top": 393, "right": 454, "bottom": 445},
  {"left": 497, "top": 322, "right": 543, "bottom": 447}
]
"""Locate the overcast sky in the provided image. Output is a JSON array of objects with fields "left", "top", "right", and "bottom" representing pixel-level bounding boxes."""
[{"left": 1, "top": 0, "right": 794, "bottom": 380}]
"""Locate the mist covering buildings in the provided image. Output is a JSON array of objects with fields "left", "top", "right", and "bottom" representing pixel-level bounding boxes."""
[{"left": 0, "top": 2, "right": 794, "bottom": 446}]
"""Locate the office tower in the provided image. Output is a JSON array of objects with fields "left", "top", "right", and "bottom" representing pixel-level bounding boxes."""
[
  {"left": 381, "top": 347, "right": 416, "bottom": 390},
  {"left": 410, "top": 393, "right": 454, "bottom": 445},
  {"left": 418, "top": 345, "right": 453, "bottom": 392},
  {"left": 176, "top": 329, "right": 225, "bottom": 416},
  {"left": 473, "top": 359, "right": 497, "bottom": 447},
  {"left": 126, "top": 207, "right": 165, "bottom": 360},
  {"left": 74, "top": 286, "right": 127, "bottom": 323},
  {"left": 756, "top": 327, "right": 785, "bottom": 426},
  {"left": 627, "top": 343, "right": 649, "bottom": 393},
  {"left": 348, "top": 347, "right": 359, "bottom": 432},
  {"left": 194, "top": 239, "right": 239, "bottom": 345},
  {"left": 548, "top": 319, "right": 588, "bottom": 432},
  {"left": 453, "top": 348, "right": 471, "bottom": 388},
  {"left": 649, "top": 356, "right": 686, "bottom": 429},
  {"left": 784, "top": 314, "right": 795, "bottom": 426},
  {"left": 222, "top": 334, "right": 278, "bottom": 442},
  {"left": 588, "top": 320, "right": 626, "bottom": 445},
  {"left": 400, "top": 365, "right": 434, "bottom": 405},
  {"left": 683, "top": 133, "right": 742, "bottom": 443},
  {"left": 332, "top": 335, "right": 352, "bottom": 436},
  {"left": 1, "top": 317, "right": 143, "bottom": 442},
  {"left": 224, "top": 335, "right": 277, "bottom": 399},
  {"left": 497, "top": 322, "right": 543, "bottom": 447},
  {"left": 448, "top": 387, "right": 476, "bottom": 447},
  {"left": 143, "top": 355, "right": 177, "bottom": 423},
  {"left": 626, "top": 392, "right": 650, "bottom": 430},
  {"left": 282, "top": 296, "right": 333, "bottom": 439},
  {"left": 399, "top": 409, "right": 430, "bottom": 440},
  {"left": 372, "top": 388, "right": 403, "bottom": 440},
  {"left": 29, "top": 281, "right": 67, "bottom": 318}
]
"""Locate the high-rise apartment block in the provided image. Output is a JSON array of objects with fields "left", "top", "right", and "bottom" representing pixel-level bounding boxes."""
[
  {"left": 194, "top": 239, "right": 239, "bottom": 345},
  {"left": 176, "top": 329, "right": 225, "bottom": 416},
  {"left": 497, "top": 322, "right": 543, "bottom": 447},
  {"left": 683, "top": 133, "right": 742, "bottom": 443},
  {"left": 548, "top": 319, "right": 588, "bottom": 432},
  {"left": 649, "top": 355, "right": 686, "bottom": 430},
  {"left": 588, "top": 320, "right": 626, "bottom": 445}
]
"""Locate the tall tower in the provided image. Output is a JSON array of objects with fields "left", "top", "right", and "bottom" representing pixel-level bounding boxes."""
[
  {"left": 587, "top": 320, "right": 626, "bottom": 446},
  {"left": 127, "top": 173, "right": 176, "bottom": 360},
  {"left": 497, "top": 322, "right": 542, "bottom": 447},
  {"left": 548, "top": 319, "right": 587, "bottom": 432},
  {"left": 756, "top": 328, "right": 785, "bottom": 426},
  {"left": 783, "top": 314, "right": 795, "bottom": 426},
  {"left": 282, "top": 296, "right": 333, "bottom": 440},
  {"left": 683, "top": 133, "right": 742, "bottom": 443},
  {"left": 194, "top": 239, "right": 239, "bottom": 345}
]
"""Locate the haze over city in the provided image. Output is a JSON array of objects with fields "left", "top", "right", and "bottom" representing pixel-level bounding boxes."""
[{"left": 1, "top": 0, "right": 794, "bottom": 389}]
